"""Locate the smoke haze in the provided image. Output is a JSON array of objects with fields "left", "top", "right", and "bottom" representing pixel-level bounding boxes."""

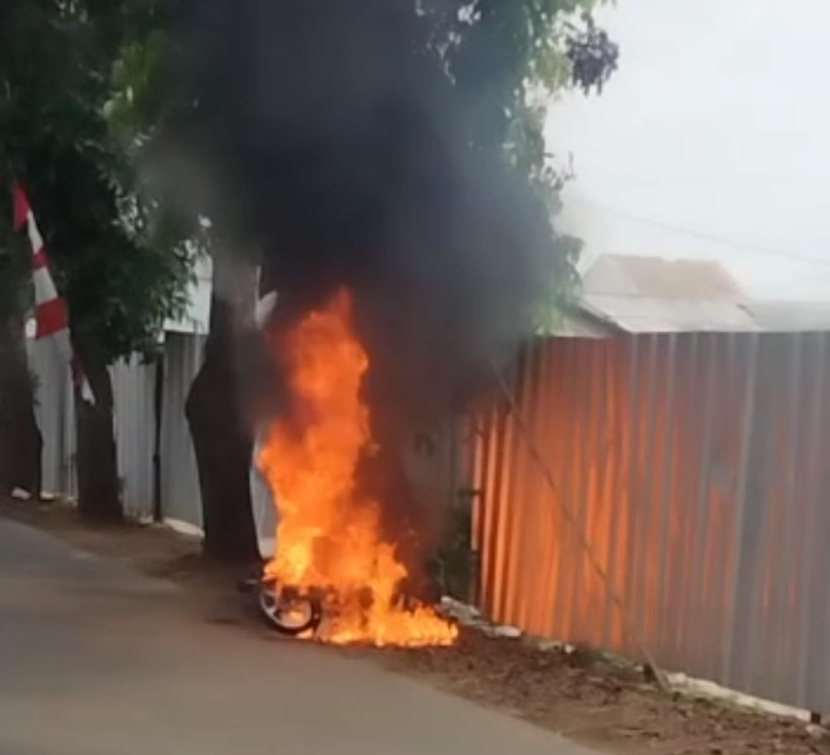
[{"left": 177, "top": 0, "right": 558, "bottom": 433}]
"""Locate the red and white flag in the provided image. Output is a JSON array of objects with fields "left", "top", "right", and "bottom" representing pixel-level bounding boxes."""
[{"left": 13, "top": 183, "right": 95, "bottom": 404}]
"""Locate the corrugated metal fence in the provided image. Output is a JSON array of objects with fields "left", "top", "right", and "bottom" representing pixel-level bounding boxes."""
[
  {"left": 27, "top": 334, "right": 206, "bottom": 528},
  {"left": 160, "top": 334, "right": 205, "bottom": 529},
  {"left": 471, "top": 332, "right": 830, "bottom": 712},
  {"left": 112, "top": 355, "right": 157, "bottom": 516}
]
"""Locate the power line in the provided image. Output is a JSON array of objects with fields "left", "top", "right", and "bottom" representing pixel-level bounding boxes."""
[{"left": 569, "top": 195, "right": 830, "bottom": 267}]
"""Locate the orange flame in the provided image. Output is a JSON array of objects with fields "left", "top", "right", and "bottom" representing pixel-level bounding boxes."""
[{"left": 260, "top": 289, "right": 458, "bottom": 647}]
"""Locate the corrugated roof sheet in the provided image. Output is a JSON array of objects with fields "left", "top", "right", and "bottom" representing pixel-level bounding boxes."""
[
  {"left": 579, "top": 293, "right": 758, "bottom": 333},
  {"left": 578, "top": 255, "right": 756, "bottom": 333},
  {"left": 574, "top": 255, "right": 830, "bottom": 334}
]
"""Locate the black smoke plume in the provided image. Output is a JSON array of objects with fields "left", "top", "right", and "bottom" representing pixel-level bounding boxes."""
[
  {"left": 176, "top": 0, "right": 558, "bottom": 426},
  {"left": 171, "top": 0, "right": 565, "bottom": 569}
]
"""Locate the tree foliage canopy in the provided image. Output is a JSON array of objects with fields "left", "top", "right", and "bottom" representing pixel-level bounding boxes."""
[
  {"left": 418, "top": 0, "right": 619, "bottom": 316},
  {"left": 1, "top": 1, "right": 618, "bottom": 349},
  {"left": 0, "top": 0, "right": 191, "bottom": 360}
]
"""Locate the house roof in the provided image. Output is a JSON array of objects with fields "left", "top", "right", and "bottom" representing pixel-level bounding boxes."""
[
  {"left": 576, "top": 255, "right": 756, "bottom": 333},
  {"left": 562, "top": 254, "right": 830, "bottom": 335}
]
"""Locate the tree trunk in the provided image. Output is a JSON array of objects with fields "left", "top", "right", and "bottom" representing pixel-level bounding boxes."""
[
  {"left": 186, "top": 293, "right": 259, "bottom": 562},
  {"left": 0, "top": 315, "right": 41, "bottom": 497},
  {"left": 75, "top": 347, "right": 121, "bottom": 522}
]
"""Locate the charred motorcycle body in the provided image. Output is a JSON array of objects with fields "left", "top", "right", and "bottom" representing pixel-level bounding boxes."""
[
  {"left": 243, "top": 289, "right": 326, "bottom": 636},
  {"left": 243, "top": 572, "right": 434, "bottom": 637},
  {"left": 243, "top": 288, "right": 449, "bottom": 642},
  {"left": 241, "top": 574, "right": 324, "bottom": 636}
]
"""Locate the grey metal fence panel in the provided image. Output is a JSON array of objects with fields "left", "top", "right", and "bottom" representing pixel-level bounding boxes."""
[
  {"left": 160, "top": 333, "right": 205, "bottom": 529},
  {"left": 27, "top": 334, "right": 203, "bottom": 531},
  {"left": 472, "top": 331, "right": 830, "bottom": 712},
  {"left": 27, "top": 339, "right": 76, "bottom": 497},
  {"left": 112, "top": 356, "right": 157, "bottom": 519}
]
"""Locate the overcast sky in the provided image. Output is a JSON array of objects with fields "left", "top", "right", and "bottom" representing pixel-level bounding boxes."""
[{"left": 547, "top": 0, "right": 830, "bottom": 300}]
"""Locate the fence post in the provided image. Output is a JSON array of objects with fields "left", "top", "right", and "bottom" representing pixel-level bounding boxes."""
[{"left": 152, "top": 351, "right": 165, "bottom": 524}]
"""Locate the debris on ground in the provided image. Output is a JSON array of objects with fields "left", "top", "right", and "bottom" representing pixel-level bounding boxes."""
[{"left": 374, "top": 627, "right": 822, "bottom": 755}]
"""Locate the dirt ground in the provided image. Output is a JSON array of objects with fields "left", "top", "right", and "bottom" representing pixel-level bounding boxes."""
[
  {"left": 377, "top": 635, "right": 825, "bottom": 755},
  {"left": 2, "top": 497, "right": 826, "bottom": 755}
]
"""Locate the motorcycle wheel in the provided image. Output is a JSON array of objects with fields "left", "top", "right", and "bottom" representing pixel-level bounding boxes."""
[{"left": 257, "top": 580, "right": 323, "bottom": 636}]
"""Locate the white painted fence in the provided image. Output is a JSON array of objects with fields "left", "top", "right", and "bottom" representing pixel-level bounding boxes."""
[{"left": 27, "top": 334, "right": 206, "bottom": 528}]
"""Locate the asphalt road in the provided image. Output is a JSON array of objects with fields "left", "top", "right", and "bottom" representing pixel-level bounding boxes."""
[{"left": 0, "top": 518, "right": 603, "bottom": 755}]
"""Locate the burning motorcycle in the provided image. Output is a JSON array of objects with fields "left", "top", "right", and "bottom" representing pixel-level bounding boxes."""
[
  {"left": 248, "top": 426, "right": 324, "bottom": 635},
  {"left": 238, "top": 569, "right": 323, "bottom": 636},
  {"left": 242, "top": 289, "right": 324, "bottom": 636},
  {"left": 255, "top": 579, "right": 324, "bottom": 636},
  {"left": 245, "top": 406, "right": 439, "bottom": 638},
  {"left": 242, "top": 288, "right": 456, "bottom": 646}
]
